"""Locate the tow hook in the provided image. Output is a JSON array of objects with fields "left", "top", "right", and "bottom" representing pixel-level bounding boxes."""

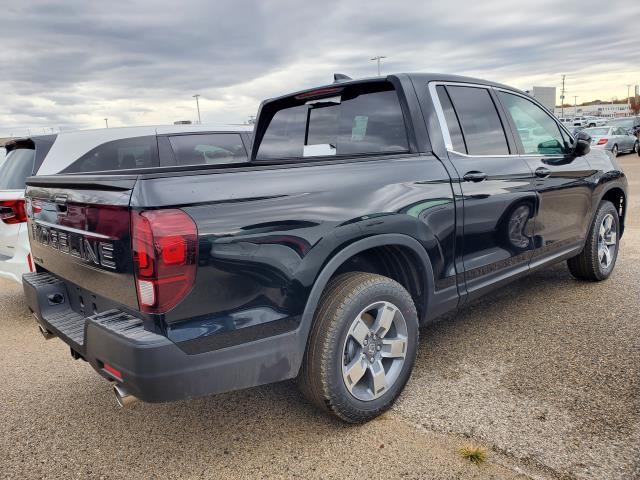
[{"left": 113, "top": 384, "right": 138, "bottom": 409}]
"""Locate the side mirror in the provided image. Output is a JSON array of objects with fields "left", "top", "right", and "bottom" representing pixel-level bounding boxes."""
[{"left": 573, "top": 131, "right": 591, "bottom": 156}]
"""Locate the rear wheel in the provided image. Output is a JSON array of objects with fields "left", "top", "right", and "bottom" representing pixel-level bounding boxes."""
[
  {"left": 567, "top": 201, "right": 619, "bottom": 281},
  {"left": 633, "top": 141, "right": 638, "bottom": 154},
  {"left": 611, "top": 144, "right": 618, "bottom": 157},
  {"left": 298, "top": 272, "right": 419, "bottom": 423}
]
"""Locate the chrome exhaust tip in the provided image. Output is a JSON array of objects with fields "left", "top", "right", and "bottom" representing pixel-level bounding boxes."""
[
  {"left": 113, "top": 384, "right": 138, "bottom": 409},
  {"left": 37, "top": 324, "right": 54, "bottom": 340}
]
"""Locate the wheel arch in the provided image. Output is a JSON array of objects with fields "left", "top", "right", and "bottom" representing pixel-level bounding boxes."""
[
  {"left": 599, "top": 186, "right": 627, "bottom": 237},
  {"left": 292, "top": 234, "right": 436, "bottom": 372}
]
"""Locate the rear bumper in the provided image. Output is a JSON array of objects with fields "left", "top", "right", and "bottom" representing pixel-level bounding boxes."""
[{"left": 23, "top": 272, "right": 301, "bottom": 403}]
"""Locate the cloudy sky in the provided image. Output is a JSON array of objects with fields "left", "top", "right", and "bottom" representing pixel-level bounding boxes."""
[{"left": 1, "top": 0, "right": 639, "bottom": 136}]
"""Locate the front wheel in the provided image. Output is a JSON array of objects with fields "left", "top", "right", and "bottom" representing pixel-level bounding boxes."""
[
  {"left": 298, "top": 272, "right": 419, "bottom": 423},
  {"left": 567, "top": 200, "right": 620, "bottom": 281}
]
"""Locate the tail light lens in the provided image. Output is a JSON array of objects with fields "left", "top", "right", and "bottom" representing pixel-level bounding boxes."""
[
  {"left": 131, "top": 209, "right": 198, "bottom": 313},
  {"left": 0, "top": 200, "right": 27, "bottom": 224},
  {"left": 597, "top": 138, "right": 608, "bottom": 145}
]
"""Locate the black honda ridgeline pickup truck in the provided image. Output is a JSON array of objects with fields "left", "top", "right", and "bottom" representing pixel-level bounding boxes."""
[{"left": 24, "top": 73, "right": 627, "bottom": 422}]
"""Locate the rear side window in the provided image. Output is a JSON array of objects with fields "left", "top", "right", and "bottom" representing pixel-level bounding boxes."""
[
  {"left": 257, "top": 84, "right": 409, "bottom": 160},
  {"left": 61, "top": 136, "right": 158, "bottom": 173},
  {"left": 445, "top": 86, "right": 510, "bottom": 155},
  {"left": 169, "top": 134, "right": 247, "bottom": 165},
  {"left": 0, "top": 148, "right": 35, "bottom": 189}
]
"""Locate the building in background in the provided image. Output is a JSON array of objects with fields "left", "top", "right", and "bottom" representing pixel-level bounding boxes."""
[
  {"left": 524, "top": 86, "right": 556, "bottom": 111},
  {"left": 553, "top": 103, "right": 631, "bottom": 118}
]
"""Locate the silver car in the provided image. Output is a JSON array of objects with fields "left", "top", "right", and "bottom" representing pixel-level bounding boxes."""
[{"left": 584, "top": 126, "right": 639, "bottom": 157}]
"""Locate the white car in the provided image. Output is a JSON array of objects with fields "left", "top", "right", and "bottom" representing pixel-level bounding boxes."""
[
  {"left": 0, "top": 125, "right": 252, "bottom": 283},
  {"left": 584, "top": 116, "right": 607, "bottom": 127},
  {"left": 557, "top": 117, "right": 574, "bottom": 126}
]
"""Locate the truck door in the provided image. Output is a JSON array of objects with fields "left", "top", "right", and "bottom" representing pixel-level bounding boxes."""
[
  {"left": 494, "top": 89, "right": 593, "bottom": 266},
  {"left": 432, "top": 84, "right": 537, "bottom": 302}
]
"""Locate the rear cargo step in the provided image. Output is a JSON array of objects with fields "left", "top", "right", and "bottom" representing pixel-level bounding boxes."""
[{"left": 23, "top": 272, "right": 160, "bottom": 353}]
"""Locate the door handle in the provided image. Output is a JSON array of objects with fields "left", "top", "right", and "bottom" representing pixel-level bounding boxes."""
[
  {"left": 463, "top": 171, "right": 488, "bottom": 182},
  {"left": 535, "top": 167, "right": 551, "bottom": 178}
]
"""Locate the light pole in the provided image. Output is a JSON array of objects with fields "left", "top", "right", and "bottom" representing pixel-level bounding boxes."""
[
  {"left": 370, "top": 56, "right": 386, "bottom": 76},
  {"left": 193, "top": 94, "right": 201, "bottom": 124},
  {"left": 573, "top": 96, "right": 578, "bottom": 116},
  {"left": 560, "top": 74, "right": 566, "bottom": 117},
  {"left": 626, "top": 84, "right": 632, "bottom": 116},
  {"left": 104, "top": 118, "right": 109, "bottom": 128}
]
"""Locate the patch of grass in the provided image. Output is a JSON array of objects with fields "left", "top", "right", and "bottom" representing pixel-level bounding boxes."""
[{"left": 459, "top": 444, "right": 487, "bottom": 465}]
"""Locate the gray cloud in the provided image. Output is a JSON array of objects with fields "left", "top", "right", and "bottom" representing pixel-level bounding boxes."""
[{"left": 1, "top": 0, "right": 639, "bottom": 136}]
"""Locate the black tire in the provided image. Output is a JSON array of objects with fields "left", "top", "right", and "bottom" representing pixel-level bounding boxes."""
[
  {"left": 298, "top": 272, "right": 419, "bottom": 423},
  {"left": 633, "top": 141, "right": 639, "bottom": 154},
  {"left": 567, "top": 201, "right": 620, "bottom": 281},
  {"left": 612, "top": 144, "right": 618, "bottom": 157}
]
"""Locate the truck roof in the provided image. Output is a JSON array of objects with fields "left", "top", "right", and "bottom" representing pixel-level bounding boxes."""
[{"left": 264, "top": 72, "right": 522, "bottom": 103}]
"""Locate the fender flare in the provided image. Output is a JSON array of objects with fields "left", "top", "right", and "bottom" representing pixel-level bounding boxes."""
[
  {"left": 592, "top": 180, "right": 628, "bottom": 236},
  {"left": 291, "top": 233, "right": 435, "bottom": 366}
]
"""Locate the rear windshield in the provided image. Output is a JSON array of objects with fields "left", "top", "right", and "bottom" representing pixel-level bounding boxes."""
[
  {"left": 585, "top": 127, "right": 610, "bottom": 136},
  {"left": 256, "top": 83, "right": 409, "bottom": 160},
  {"left": 0, "top": 148, "right": 36, "bottom": 190}
]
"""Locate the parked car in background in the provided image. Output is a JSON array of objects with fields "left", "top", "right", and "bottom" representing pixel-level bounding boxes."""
[
  {"left": 557, "top": 117, "right": 574, "bottom": 126},
  {"left": 23, "top": 73, "right": 627, "bottom": 423},
  {"left": 1, "top": 135, "right": 57, "bottom": 283},
  {"left": 606, "top": 116, "right": 640, "bottom": 138},
  {"left": 585, "top": 116, "right": 607, "bottom": 127},
  {"left": 584, "top": 126, "right": 639, "bottom": 156},
  {"left": 0, "top": 125, "right": 251, "bottom": 283}
]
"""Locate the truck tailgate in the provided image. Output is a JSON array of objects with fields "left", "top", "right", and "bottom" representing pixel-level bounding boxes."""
[{"left": 25, "top": 175, "right": 138, "bottom": 309}]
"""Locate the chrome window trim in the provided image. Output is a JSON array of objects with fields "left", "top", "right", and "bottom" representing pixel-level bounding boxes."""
[{"left": 428, "top": 81, "right": 572, "bottom": 159}]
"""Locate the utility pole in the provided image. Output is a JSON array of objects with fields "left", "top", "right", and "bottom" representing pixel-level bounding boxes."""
[
  {"left": 193, "top": 94, "right": 201, "bottom": 124},
  {"left": 370, "top": 56, "right": 386, "bottom": 76},
  {"left": 560, "top": 74, "right": 566, "bottom": 117},
  {"left": 104, "top": 118, "right": 109, "bottom": 128}
]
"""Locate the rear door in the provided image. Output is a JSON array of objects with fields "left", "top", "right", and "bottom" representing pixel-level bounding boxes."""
[
  {"left": 432, "top": 83, "right": 537, "bottom": 301},
  {"left": 495, "top": 89, "right": 593, "bottom": 265}
]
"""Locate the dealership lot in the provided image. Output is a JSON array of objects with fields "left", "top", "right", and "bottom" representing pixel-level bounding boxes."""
[{"left": 1, "top": 153, "right": 638, "bottom": 480}]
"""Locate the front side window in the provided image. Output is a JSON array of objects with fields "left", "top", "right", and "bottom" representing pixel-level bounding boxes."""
[
  {"left": 169, "top": 134, "right": 247, "bottom": 165},
  {"left": 62, "top": 136, "right": 158, "bottom": 173},
  {"left": 445, "top": 86, "right": 510, "bottom": 155},
  {"left": 498, "top": 91, "right": 570, "bottom": 155},
  {"left": 256, "top": 84, "right": 409, "bottom": 160},
  {"left": 0, "top": 148, "right": 35, "bottom": 189}
]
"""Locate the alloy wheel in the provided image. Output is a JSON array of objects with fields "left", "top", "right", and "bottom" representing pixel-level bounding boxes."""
[
  {"left": 342, "top": 301, "right": 408, "bottom": 401},
  {"left": 598, "top": 213, "right": 617, "bottom": 269}
]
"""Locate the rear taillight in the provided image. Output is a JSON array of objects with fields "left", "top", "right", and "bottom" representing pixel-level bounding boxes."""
[
  {"left": 0, "top": 200, "right": 27, "bottom": 224},
  {"left": 131, "top": 209, "right": 198, "bottom": 313},
  {"left": 597, "top": 138, "right": 608, "bottom": 145}
]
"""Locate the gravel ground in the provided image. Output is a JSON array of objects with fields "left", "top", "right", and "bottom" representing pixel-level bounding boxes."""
[{"left": 1, "top": 154, "right": 638, "bottom": 480}]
